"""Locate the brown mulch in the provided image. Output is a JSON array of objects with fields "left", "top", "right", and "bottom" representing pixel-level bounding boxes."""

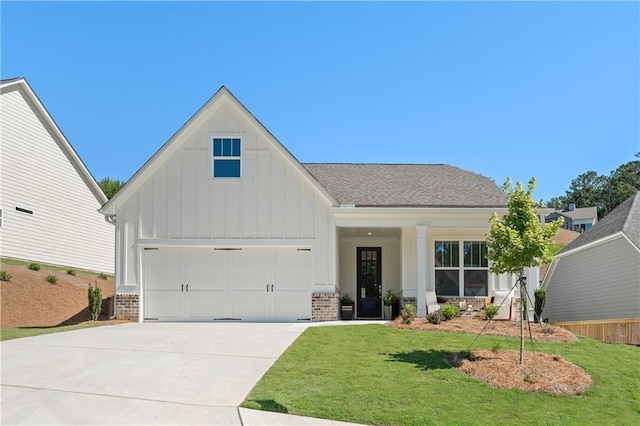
[
  {"left": 447, "top": 350, "right": 593, "bottom": 395},
  {"left": 391, "top": 316, "right": 578, "bottom": 342},
  {"left": 0, "top": 264, "right": 130, "bottom": 327},
  {"left": 391, "top": 317, "right": 591, "bottom": 395}
]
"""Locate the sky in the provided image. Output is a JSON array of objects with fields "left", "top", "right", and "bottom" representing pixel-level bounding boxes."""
[{"left": 2, "top": 1, "right": 638, "bottom": 203}]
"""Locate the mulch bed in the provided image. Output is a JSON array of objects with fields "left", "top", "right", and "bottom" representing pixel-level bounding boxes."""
[{"left": 390, "top": 316, "right": 592, "bottom": 395}]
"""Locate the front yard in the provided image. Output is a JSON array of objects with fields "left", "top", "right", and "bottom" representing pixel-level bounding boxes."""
[{"left": 242, "top": 325, "right": 639, "bottom": 425}]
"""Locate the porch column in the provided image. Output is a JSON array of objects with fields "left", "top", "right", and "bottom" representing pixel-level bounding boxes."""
[{"left": 416, "top": 226, "right": 427, "bottom": 318}]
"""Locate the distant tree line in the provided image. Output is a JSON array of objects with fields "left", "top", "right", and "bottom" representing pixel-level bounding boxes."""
[
  {"left": 546, "top": 153, "right": 640, "bottom": 219},
  {"left": 99, "top": 177, "right": 125, "bottom": 200}
]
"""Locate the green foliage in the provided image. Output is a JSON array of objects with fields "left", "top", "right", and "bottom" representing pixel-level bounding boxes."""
[
  {"left": 99, "top": 177, "right": 125, "bottom": 200},
  {"left": 45, "top": 275, "right": 57, "bottom": 284},
  {"left": 491, "top": 342, "right": 503, "bottom": 353},
  {"left": 97, "top": 272, "right": 108, "bottom": 280},
  {"left": 400, "top": 304, "right": 416, "bottom": 324},
  {"left": 523, "top": 373, "right": 532, "bottom": 383},
  {"left": 88, "top": 283, "right": 102, "bottom": 321},
  {"left": 487, "top": 178, "right": 563, "bottom": 275},
  {"left": 441, "top": 303, "right": 459, "bottom": 320},
  {"left": 0, "top": 270, "right": 12, "bottom": 281},
  {"left": 547, "top": 243, "right": 566, "bottom": 258},
  {"left": 339, "top": 294, "right": 354, "bottom": 306},
  {"left": 427, "top": 310, "right": 445, "bottom": 324},
  {"left": 484, "top": 304, "right": 499, "bottom": 320},
  {"left": 28, "top": 263, "right": 41, "bottom": 271},
  {"left": 66, "top": 269, "right": 76, "bottom": 276},
  {"left": 534, "top": 288, "right": 546, "bottom": 323},
  {"left": 382, "top": 289, "right": 396, "bottom": 306}
]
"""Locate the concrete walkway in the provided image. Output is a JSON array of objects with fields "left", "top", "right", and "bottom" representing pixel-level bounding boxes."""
[{"left": 1, "top": 322, "right": 374, "bottom": 425}]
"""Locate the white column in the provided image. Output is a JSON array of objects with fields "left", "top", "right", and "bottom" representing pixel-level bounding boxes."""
[{"left": 416, "top": 226, "right": 427, "bottom": 318}]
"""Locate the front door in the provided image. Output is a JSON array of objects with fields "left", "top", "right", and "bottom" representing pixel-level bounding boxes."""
[{"left": 357, "top": 247, "right": 382, "bottom": 318}]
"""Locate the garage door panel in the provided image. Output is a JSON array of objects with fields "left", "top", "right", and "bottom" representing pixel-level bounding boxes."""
[
  {"left": 232, "top": 291, "right": 268, "bottom": 321},
  {"left": 146, "top": 249, "right": 182, "bottom": 291},
  {"left": 231, "top": 249, "right": 270, "bottom": 291},
  {"left": 186, "top": 250, "right": 225, "bottom": 291},
  {"left": 273, "top": 291, "right": 311, "bottom": 321},
  {"left": 274, "top": 249, "right": 311, "bottom": 291},
  {"left": 187, "top": 290, "right": 224, "bottom": 319},
  {"left": 145, "top": 291, "right": 182, "bottom": 320}
]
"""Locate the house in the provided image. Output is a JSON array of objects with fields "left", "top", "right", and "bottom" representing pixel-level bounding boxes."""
[
  {"left": 542, "top": 192, "right": 640, "bottom": 344},
  {"left": 101, "top": 86, "right": 542, "bottom": 322},
  {"left": 0, "top": 78, "right": 114, "bottom": 273},
  {"left": 547, "top": 201, "right": 598, "bottom": 233},
  {"left": 538, "top": 228, "right": 581, "bottom": 281}
]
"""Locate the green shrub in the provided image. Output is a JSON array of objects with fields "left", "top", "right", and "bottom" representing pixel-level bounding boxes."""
[
  {"left": 67, "top": 269, "right": 76, "bottom": 276},
  {"left": 28, "top": 263, "right": 41, "bottom": 271},
  {"left": 427, "top": 310, "right": 444, "bottom": 324},
  {"left": 401, "top": 304, "right": 416, "bottom": 324},
  {"left": 88, "top": 283, "right": 102, "bottom": 321},
  {"left": 441, "top": 303, "right": 460, "bottom": 321},
  {"left": 340, "top": 294, "right": 354, "bottom": 306},
  {"left": 97, "top": 272, "right": 108, "bottom": 280},
  {"left": 45, "top": 275, "right": 57, "bottom": 284},
  {"left": 383, "top": 289, "right": 396, "bottom": 306},
  {"left": 534, "top": 288, "right": 546, "bottom": 323},
  {"left": 484, "top": 304, "right": 499, "bottom": 320},
  {"left": 0, "top": 270, "right": 12, "bottom": 281}
]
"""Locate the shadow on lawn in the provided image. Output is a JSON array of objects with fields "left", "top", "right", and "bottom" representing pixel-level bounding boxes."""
[
  {"left": 384, "top": 349, "right": 454, "bottom": 370},
  {"left": 244, "top": 399, "right": 289, "bottom": 413}
]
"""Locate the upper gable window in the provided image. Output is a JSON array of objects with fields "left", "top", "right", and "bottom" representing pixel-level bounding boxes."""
[{"left": 212, "top": 138, "right": 241, "bottom": 178}]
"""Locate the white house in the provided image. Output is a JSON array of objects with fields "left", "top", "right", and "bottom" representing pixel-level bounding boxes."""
[
  {"left": 547, "top": 202, "right": 598, "bottom": 233},
  {"left": 542, "top": 192, "right": 640, "bottom": 343},
  {"left": 0, "top": 78, "right": 114, "bottom": 273},
  {"left": 101, "top": 86, "right": 539, "bottom": 322}
]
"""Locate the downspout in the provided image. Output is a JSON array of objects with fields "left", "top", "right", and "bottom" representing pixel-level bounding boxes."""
[{"left": 104, "top": 213, "right": 118, "bottom": 319}]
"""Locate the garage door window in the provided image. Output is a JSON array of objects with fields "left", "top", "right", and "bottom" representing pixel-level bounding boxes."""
[{"left": 213, "top": 137, "right": 241, "bottom": 178}]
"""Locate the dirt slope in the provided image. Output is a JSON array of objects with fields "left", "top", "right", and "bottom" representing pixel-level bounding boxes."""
[{"left": 0, "top": 264, "right": 115, "bottom": 327}]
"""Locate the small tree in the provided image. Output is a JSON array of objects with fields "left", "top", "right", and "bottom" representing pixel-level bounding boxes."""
[
  {"left": 486, "top": 178, "right": 562, "bottom": 364},
  {"left": 88, "top": 283, "right": 102, "bottom": 321}
]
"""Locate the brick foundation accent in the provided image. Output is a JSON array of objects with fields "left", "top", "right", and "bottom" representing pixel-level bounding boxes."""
[
  {"left": 116, "top": 293, "right": 140, "bottom": 321},
  {"left": 400, "top": 297, "right": 417, "bottom": 311},
  {"left": 312, "top": 293, "right": 340, "bottom": 322}
]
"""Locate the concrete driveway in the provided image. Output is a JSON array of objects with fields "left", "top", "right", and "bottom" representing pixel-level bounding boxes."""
[{"left": 1, "top": 322, "right": 358, "bottom": 425}]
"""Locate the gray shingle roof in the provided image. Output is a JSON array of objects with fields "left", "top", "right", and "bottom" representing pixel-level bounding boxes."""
[
  {"left": 553, "top": 207, "right": 598, "bottom": 221},
  {"left": 561, "top": 192, "right": 640, "bottom": 252},
  {"left": 302, "top": 163, "right": 507, "bottom": 207}
]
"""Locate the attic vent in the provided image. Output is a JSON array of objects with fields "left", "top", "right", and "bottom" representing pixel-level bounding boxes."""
[{"left": 15, "top": 207, "right": 33, "bottom": 215}]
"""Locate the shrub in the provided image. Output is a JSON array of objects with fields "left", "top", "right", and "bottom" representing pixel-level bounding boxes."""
[
  {"left": 0, "top": 270, "right": 12, "bottom": 281},
  {"left": 441, "top": 303, "right": 460, "bottom": 321},
  {"left": 67, "top": 269, "right": 76, "bottom": 276},
  {"left": 88, "top": 283, "right": 102, "bottom": 321},
  {"left": 484, "top": 304, "right": 499, "bottom": 320},
  {"left": 401, "top": 304, "right": 416, "bottom": 324},
  {"left": 534, "top": 288, "right": 546, "bottom": 323},
  {"left": 97, "top": 272, "right": 108, "bottom": 280},
  {"left": 383, "top": 289, "right": 396, "bottom": 306},
  {"left": 45, "top": 275, "right": 57, "bottom": 284},
  {"left": 28, "top": 263, "right": 41, "bottom": 271},
  {"left": 340, "top": 294, "right": 354, "bottom": 306},
  {"left": 427, "top": 311, "right": 444, "bottom": 324}
]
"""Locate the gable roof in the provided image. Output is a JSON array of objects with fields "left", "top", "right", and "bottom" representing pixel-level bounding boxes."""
[
  {"left": 561, "top": 192, "right": 640, "bottom": 253},
  {"left": 101, "top": 86, "right": 338, "bottom": 215},
  {"left": 303, "top": 163, "right": 507, "bottom": 207},
  {"left": 552, "top": 207, "right": 598, "bottom": 221},
  {"left": 0, "top": 77, "right": 108, "bottom": 205}
]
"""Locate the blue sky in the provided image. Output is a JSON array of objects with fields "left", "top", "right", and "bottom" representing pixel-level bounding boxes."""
[{"left": 2, "top": 1, "right": 638, "bottom": 203}]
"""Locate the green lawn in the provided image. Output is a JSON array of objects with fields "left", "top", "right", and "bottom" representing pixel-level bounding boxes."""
[
  {"left": 243, "top": 325, "right": 640, "bottom": 426},
  {"left": 1, "top": 322, "right": 110, "bottom": 341}
]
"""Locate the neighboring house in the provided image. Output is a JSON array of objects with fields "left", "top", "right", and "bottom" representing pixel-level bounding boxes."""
[
  {"left": 0, "top": 78, "right": 114, "bottom": 273},
  {"left": 101, "top": 86, "right": 542, "bottom": 322},
  {"left": 538, "top": 228, "right": 581, "bottom": 281},
  {"left": 547, "top": 201, "right": 598, "bottom": 233},
  {"left": 542, "top": 192, "right": 640, "bottom": 344}
]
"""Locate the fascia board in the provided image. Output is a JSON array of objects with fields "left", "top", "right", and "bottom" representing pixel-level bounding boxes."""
[
  {"left": 555, "top": 232, "right": 627, "bottom": 258},
  {"left": 3, "top": 78, "right": 108, "bottom": 205}
]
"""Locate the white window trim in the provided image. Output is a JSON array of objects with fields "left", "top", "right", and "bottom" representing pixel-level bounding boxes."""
[{"left": 210, "top": 134, "right": 244, "bottom": 180}]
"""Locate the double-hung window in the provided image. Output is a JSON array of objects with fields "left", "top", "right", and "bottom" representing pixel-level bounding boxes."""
[
  {"left": 435, "top": 240, "right": 488, "bottom": 297},
  {"left": 212, "top": 137, "right": 241, "bottom": 178}
]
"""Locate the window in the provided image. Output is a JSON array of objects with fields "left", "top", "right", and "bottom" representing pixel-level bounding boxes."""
[
  {"left": 212, "top": 137, "right": 241, "bottom": 178},
  {"left": 435, "top": 240, "right": 488, "bottom": 297}
]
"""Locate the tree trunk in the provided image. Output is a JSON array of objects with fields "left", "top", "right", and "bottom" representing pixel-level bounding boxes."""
[{"left": 519, "top": 270, "right": 525, "bottom": 365}]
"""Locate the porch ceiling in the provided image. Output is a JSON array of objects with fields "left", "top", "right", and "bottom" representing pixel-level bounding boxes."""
[{"left": 338, "top": 227, "right": 401, "bottom": 238}]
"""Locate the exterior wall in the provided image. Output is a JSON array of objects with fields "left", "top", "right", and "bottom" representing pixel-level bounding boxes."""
[
  {"left": 311, "top": 293, "right": 339, "bottom": 321},
  {"left": 115, "top": 294, "right": 140, "bottom": 320},
  {"left": 544, "top": 236, "right": 640, "bottom": 322},
  {"left": 0, "top": 85, "right": 114, "bottom": 272},
  {"left": 114, "top": 97, "right": 335, "bottom": 306}
]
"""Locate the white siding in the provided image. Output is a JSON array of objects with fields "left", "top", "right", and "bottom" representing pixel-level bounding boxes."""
[
  {"left": 115, "top": 98, "right": 333, "bottom": 293},
  {"left": 0, "top": 85, "right": 114, "bottom": 272},
  {"left": 544, "top": 237, "right": 640, "bottom": 322}
]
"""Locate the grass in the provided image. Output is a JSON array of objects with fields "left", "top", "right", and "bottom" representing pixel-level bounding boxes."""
[
  {"left": 242, "top": 325, "right": 640, "bottom": 425},
  {"left": 1, "top": 257, "right": 112, "bottom": 280},
  {"left": 1, "top": 322, "right": 111, "bottom": 341}
]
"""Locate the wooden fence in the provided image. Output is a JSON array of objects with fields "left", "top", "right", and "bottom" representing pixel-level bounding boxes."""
[{"left": 552, "top": 318, "right": 640, "bottom": 345}]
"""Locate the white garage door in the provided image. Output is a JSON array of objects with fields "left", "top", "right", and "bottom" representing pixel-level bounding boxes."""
[{"left": 144, "top": 247, "right": 311, "bottom": 322}]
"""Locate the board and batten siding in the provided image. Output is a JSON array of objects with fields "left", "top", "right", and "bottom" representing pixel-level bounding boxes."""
[
  {"left": 544, "top": 236, "right": 640, "bottom": 322},
  {"left": 0, "top": 85, "right": 114, "bottom": 272},
  {"left": 115, "top": 98, "right": 335, "bottom": 292}
]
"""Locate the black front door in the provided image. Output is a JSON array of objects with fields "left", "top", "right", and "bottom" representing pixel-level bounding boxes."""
[{"left": 357, "top": 247, "right": 382, "bottom": 318}]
